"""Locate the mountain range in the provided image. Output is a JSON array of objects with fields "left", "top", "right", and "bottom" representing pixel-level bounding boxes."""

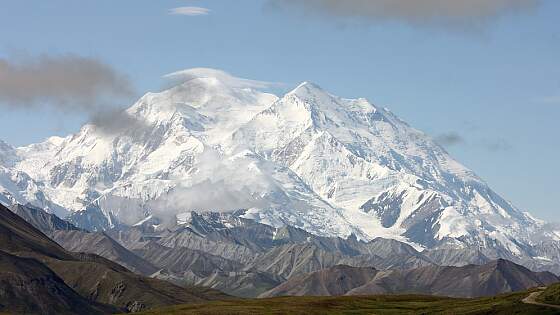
[
  {"left": 0, "top": 70, "right": 559, "bottom": 277},
  {"left": 259, "top": 261, "right": 558, "bottom": 298},
  {"left": 8, "top": 202, "right": 559, "bottom": 304},
  {"left": 0, "top": 203, "right": 227, "bottom": 314}
]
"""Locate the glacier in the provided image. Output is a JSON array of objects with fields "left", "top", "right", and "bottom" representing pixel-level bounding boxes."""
[{"left": 0, "top": 69, "right": 558, "bottom": 269}]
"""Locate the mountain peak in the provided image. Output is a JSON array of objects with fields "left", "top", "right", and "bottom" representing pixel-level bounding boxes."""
[
  {"left": 284, "top": 82, "right": 379, "bottom": 117},
  {"left": 287, "top": 81, "right": 329, "bottom": 99},
  {"left": 125, "top": 72, "right": 278, "bottom": 131}
]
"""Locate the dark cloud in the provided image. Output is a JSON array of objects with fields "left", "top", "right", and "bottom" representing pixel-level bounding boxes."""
[
  {"left": 0, "top": 53, "right": 133, "bottom": 112},
  {"left": 266, "top": 0, "right": 540, "bottom": 28},
  {"left": 89, "top": 109, "right": 151, "bottom": 137},
  {"left": 436, "top": 131, "right": 513, "bottom": 153},
  {"left": 436, "top": 132, "right": 465, "bottom": 147},
  {"left": 0, "top": 53, "right": 147, "bottom": 135}
]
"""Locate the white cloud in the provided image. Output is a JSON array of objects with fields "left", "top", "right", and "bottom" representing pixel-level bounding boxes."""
[
  {"left": 169, "top": 6, "right": 210, "bottom": 16},
  {"left": 164, "top": 68, "right": 278, "bottom": 90}
]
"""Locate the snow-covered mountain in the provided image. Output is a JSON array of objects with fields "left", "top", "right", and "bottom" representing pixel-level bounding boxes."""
[
  {"left": 0, "top": 69, "right": 558, "bottom": 269},
  {"left": 0, "top": 139, "right": 66, "bottom": 213}
]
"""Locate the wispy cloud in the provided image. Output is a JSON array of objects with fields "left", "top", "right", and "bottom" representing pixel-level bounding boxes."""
[
  {"left": 164, "top": 68, "right": 279, "bottom": 90},
  {"left": 266, "top": 0, "right": 540, "bottom": 29},
  {"left": 169, "top": 6, "right": 210, "bottom": 16}
]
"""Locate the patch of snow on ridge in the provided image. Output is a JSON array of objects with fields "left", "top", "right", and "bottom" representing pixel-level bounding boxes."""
[{"left": 133, "top": 214, "right": 153, "bottom": 226}]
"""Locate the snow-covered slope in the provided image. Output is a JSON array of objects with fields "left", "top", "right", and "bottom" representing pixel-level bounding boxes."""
[
  {"left": 229, "top": 82, "right": 552, "bottom": 252},
  {"left": 0, "top": 139, "right": 67, "bottom": 215},
  {"left": 0, "top": 70, "right": 557, "bottom": 268}
]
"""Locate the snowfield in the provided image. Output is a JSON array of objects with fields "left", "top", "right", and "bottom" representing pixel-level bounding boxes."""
[{"left": 0, "top": 69, "right": 558, "bottom": 271}]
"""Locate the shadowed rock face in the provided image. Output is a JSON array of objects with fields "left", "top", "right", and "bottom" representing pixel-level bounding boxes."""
[
  {"left": 52, "top": 230, "right": 158, "bottom": 276},
  {"left": 423, "top": 247, "right": 491, "bottom": 266},
  {"left": 0, "top": 203, "right": 229, "bottom": 313},
  {"left": 0, "top": 203, "right": 72, "bottom": 261},
  {"left": 11, "top": 203, "right": 159, "bottom": 276},
  {"left": 259, "top": 265, "right": 380, "bottom": 298},
  {"left": 247, "top": 243, "right": 354, "bottom": 280},
  {"left": 132, "top": 242, "right": 244, "bottom": 278},
  {"left": 261, "top": 260, "right": 560, "bottom": 299},
  {"left": 348, "top": 259, "right": 560, "bottom": 298},
  {"left": 360, "top": 191, "right": 405, "bottom": 228},
  {"left": 0, "top": 250, "right": 113, "bottom": 315},
  {"left": 196, "top": 271, "right": 285, "bottom": 298},
  {"left": 9, "top": 203, "right": 82, "bottom": 236},
  {"left": 66, "top": 204, "right": 121, "bottom": 232},
  {"left": 98, "top": 211, "right": 437, "bottom": 296}
]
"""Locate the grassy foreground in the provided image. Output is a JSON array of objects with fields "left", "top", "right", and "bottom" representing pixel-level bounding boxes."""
[
  {"left": 136, "top": 290, "right": 559, "bottom": 315},
  {"left": 539, "top": 283, "right": 560, "bottom": 306}
]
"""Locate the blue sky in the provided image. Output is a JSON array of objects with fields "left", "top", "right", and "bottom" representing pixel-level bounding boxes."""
[{"left": 0, "top": 0, "right": 559, "bottom": 221}]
